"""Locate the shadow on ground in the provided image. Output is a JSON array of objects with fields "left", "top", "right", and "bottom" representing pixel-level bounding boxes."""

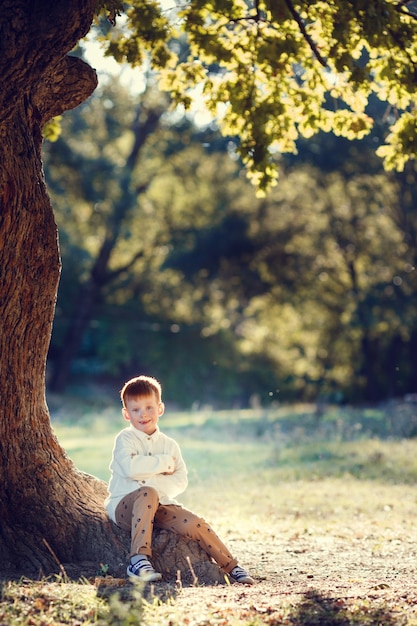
[{"left": 288, "top": 589, "right": 401, "bottom": 626}]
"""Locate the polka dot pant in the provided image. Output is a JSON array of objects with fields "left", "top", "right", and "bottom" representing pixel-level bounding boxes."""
[{"left": 115, "top": 486, "right": 237, "bottom": 571}]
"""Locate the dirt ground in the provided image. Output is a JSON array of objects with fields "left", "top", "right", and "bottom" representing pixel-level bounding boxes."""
[
  {"left": 87, "top": 526, "right": 417, "bottom": 625},
  {"left": 2, "top": 527, "right": 417, "bottom": 624},
  {"left": 160, "top": 531, "right": 417, "bottom": 623}
]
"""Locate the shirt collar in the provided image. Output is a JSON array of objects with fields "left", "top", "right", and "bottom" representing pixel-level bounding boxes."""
[{"left": 128, "top": 423, "right": 160, "bottom": 440}]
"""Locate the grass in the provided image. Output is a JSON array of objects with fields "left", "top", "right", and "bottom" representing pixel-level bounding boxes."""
[
  {"left": 2, "top": 399, "right": 417, "bottom": 624},
  {"left": 0, "top": 577, "right": 145, "bottom": 625},
  {"left": 0, "top": 577, "right": 408, "bottom": 626},
  {"left": 51, "top": 400, "right": 417, "bottom": 546}
]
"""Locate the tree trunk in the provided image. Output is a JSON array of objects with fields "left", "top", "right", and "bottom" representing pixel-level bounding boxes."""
[
  {"left": 0, "top": 1, "right": 226, "bottom": 584},
  {"left": 0, "top": 0, "right": 123, "bottom": 576},
  {"left": 151, "top": 530, "right": 226, "bottom": 585}
]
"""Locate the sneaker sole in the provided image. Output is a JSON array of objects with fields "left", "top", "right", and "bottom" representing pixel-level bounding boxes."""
[
  {"left": 127, "top": 567, "right": 162, "bottom": 582},
  {"left": 230, "top": 576, "right": 255, "bottom": 585}
]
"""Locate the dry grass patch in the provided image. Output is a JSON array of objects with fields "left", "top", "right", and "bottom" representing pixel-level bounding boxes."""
[{"left": 6, "top": 402, "right": 415, "bottom": 625}]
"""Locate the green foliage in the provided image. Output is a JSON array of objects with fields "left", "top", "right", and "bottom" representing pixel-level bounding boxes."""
[
  {"left": 376, "top": 111, "right": 417, "bottom": 171},
  {"left": 91, "top": 0, "right": 417, "bottom": 190},
  {"left": 42, "top": 116, "right": 63, "bottom": 142},
  {"left": 162, "top": 161, "right": 417, "bottom": 402},
  {"left": 96, "top": 0, "right": 174, "bottom": 69},
  {"left": 44, "top": 71, "right": 417, "bottom": 406},
  {"left": 44, "top": 79, "right": 280, "bottom": 405}
]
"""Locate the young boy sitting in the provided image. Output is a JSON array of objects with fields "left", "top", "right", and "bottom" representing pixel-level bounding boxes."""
[{"left": 105, "top": 375, "right": 255, "bottom": 584}]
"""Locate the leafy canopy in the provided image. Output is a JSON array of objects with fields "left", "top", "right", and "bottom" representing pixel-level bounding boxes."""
[{"left": 96, "top": 0, "right": 417, "bottom": 190}]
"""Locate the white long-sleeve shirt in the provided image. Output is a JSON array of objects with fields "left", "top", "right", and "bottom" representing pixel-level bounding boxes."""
[{"left": 105, "top": 424, "right": 188, "bottom": 522}]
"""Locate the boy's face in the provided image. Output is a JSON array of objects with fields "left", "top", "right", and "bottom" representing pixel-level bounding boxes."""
[{"left": 122, "top": 393, "right": 164, "bottom": 435}]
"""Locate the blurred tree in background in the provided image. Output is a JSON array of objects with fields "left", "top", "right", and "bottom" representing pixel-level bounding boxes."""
[
  {"left": 44, "top": 78, "right": 417, "bottom": 407},
  {"left": 44, "top": 77, "right": 273, "bottom": 405},
  {"left": 45, "top": 78, "right": 168, "bottom": 392}
]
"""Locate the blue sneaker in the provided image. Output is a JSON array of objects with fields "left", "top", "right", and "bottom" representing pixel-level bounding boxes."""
[
  {"left": 228, "top": 566, "right": 255, "bottom": 585},
  {"left": 127, "top": 557, "right": 162, "bottom": 582}
]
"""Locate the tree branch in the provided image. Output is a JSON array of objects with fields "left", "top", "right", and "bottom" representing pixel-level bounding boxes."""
[
  {"left": 106, "top": 248, "right": 146, "bottom": 282},
  {"left": 283, "top": 0, "right": 328, "bottom": 67},
  {"left": 0, "top": 0, "right": 98, "bottom": 124},
  {"left": 33, "top": 56, "right": 98, "bottom": 124},
  {"left": 394, "top": 1, "right": 417, "bottom": 20}
]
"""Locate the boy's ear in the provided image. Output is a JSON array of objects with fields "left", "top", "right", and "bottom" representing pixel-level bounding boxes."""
[
  {"left": 158, "top": 402, "right": 165, "bottom": 417},
  {"left": 122, "top": 407, "right": 130, "bottom": 422}
]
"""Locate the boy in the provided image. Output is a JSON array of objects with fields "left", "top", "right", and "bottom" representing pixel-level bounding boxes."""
[{"left": 105, "top": 375, "right": 255, "bottom": 585}]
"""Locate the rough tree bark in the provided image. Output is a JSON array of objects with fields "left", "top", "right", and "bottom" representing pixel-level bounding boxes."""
[{"left": 0, "top": 0, "right": 223, "bottom": 584}]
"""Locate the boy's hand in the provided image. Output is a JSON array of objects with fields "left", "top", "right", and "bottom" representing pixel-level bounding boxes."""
[{"left": 162, "top": 456, "right": 176, "bottom": 475}]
